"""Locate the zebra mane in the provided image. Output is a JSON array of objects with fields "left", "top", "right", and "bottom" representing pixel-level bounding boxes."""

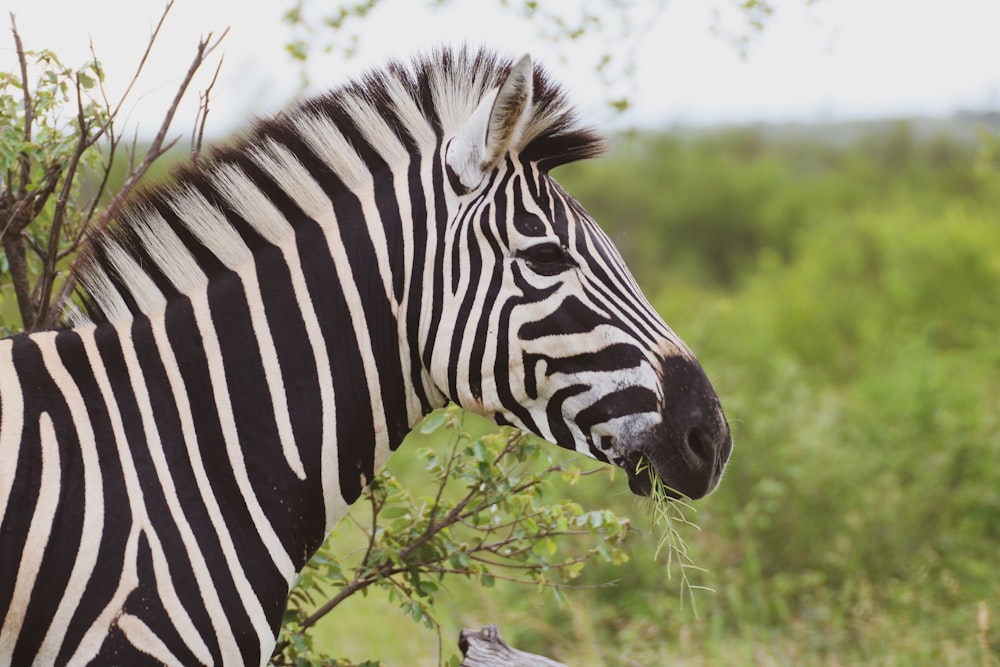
[{"left": 68, "top": 47, "right": 605, "bottom": 326}]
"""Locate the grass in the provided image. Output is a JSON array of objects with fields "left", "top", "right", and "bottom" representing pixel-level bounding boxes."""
[{"left": 636, "top": 456, "right": 713, "bottom": 616}]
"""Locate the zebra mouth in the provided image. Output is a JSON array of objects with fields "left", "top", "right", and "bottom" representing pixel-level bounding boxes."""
[{"left": 623, "top": 451, "right": 682, "bottom": 499}]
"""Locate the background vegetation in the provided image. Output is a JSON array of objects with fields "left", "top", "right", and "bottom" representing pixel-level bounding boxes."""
[{"left": 308, "top": 119, "right": 1000, "bottom": 665}]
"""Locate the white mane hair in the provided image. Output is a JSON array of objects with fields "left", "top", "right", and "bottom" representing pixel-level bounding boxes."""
[{"left": 70, "top": 47, "right": 606, "bottom": 326}]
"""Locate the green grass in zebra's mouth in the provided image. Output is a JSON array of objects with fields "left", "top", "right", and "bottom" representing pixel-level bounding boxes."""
[
  {"left": 624, "top": 449, "right": 681, "bottom": 499},
  {"left": 632, "top": 453, "right": 686, "bottom": 503},
  {"left": 634, "top": 455, "right": 711, "bottom": 611}
]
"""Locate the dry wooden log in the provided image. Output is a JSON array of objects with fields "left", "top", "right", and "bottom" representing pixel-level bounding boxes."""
[{"left": 459, "top": 625, "right": 569, "bottom": 667}]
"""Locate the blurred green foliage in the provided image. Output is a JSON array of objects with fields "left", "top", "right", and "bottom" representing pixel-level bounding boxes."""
[
  {"left": 313, "top": 120, "right": 1000, "bottom": 665},
  {"left": 0, "top": 47, "right": 107, "bottom": 332}
]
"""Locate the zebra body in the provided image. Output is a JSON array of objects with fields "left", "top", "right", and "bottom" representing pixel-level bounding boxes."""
[{"left": 0, "top": 50, "right": 731, "bottom": 665}]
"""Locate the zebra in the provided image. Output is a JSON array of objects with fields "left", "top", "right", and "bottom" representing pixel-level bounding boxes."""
[{"left": 0, "top": 48, "right": 732, "bottom": 665}]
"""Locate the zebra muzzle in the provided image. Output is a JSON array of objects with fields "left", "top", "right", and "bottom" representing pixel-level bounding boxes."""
[{"left": 625, "top": 357, "right": 733, "bottom": 500}]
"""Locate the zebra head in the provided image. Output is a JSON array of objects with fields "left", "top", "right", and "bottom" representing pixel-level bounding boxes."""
[{"left": 427, "top": 54, "right": 733, "bottom": 500}]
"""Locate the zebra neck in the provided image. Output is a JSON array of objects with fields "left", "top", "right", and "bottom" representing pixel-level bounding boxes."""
[{"left": 70, "top": 113, "right": 451, "bottom": 564}]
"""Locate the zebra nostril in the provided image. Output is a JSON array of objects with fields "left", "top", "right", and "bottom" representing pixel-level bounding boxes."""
[{"left": 685, "top": 426, "right": 712, "bottom": 464}]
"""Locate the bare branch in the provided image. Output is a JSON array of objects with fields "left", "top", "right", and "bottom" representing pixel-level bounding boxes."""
[
  {"left": 108, "top": 1, "right": 174, "bottom": 123},
  {"left": 10, "top": 14, "right": 32, "bottom": 197},
  {"left": 191, "top": 55, "right": 224, "bottom": 162},
  {"left": 77, "top": 39, "right": 121, "bottom": 227},
  {"left": 47, "top": 26, "right": 227, "bottom": 325},
  {"left": 33, "top": 78, "right": 101, "bottom": 329},
  {"left": 114, "top": 27, "right": 228, "bottom": 212},
  {"left": 1, "top": 232, "right": 35, "bottom": 329},
  {"left": 1, "top": 162, "right": 61, "bottom": 240}
]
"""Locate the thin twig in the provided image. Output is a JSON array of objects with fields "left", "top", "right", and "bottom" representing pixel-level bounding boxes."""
[
  {"left": 115, "top": 27, "right": 228, "bottom": 207},
  {"left": 74, "top": 39, "right": 121, "bottom": 231},
  {"left": 34, "top": 77, "right": 104, "bottom": 329},
  {"left": 191, "top": 54, "right": 224, "bottom": 162},
  {"left": 49, "top": 23, "right": 228, "bottom": 322},
  {"left": 425, "top": 412, "right": 466, "bottom": 534},
  {"left": 108, "top": 1, "right": 174, "bottom": 123},
  {"left": 11, "top": 14, "right": 32, "bottom": 198}
]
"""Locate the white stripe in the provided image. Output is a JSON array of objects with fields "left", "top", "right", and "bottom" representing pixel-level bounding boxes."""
[
  {"left": 146, "top": 314, "right": 277, "bottom": 661},
  {"left": 130, "top": 210, "right": 207, "bottom": 296},
  {"left": 211, "top": 162, "right": 291, "bottom": 246},
  {"left": 32, "top": 333, "right": 105, "bottom": 666},
  {"left": 385, "top": 155, "right": 426, "bottom": 427},
  {"left": 78, "top": 261, "right": 131, "bottom": 324},
  {"left": 416, "top": 154, "right": 449, "bottom": 409},
  {"left": 66, "top": 329, "right": 206, "bottom": 663},
  {"left": 291, "top": 112, "right": 370, "bottom": 190},
  {"left": 380, "top": 73, "right": 437, "bottom": 147},
  {"left": 248, "top": 146, "right": 385, "bottom": 525},
  {"left": 170, "top": 186, "right": 252, "bottom": 270},
  {"left": 102, "top": 238, "right": 167, "bottom": 314},
  {"left": 244, "top": 143, "right": 347, "bottom": 533},
  {"left": 114, "top": 320, "right": 242, "bottom": 663},
  {"left": 117, "top": 614, "right": 186, "bottom": 667},
  {"left": 185, "top": 290, "right": 298, "bottom": 577},
  {"left": 131, "top": 201, "right": 291, "bottom": 654},
  {"left": 229, "top": 148, "right": 348, "bottom": 515},
  {"left": 340, "top": 92, "right": 410, "bottom": 165},
  {"left": 66, "top": 523, "right": 142, "bottom": 665},
  {"left": 428, "top": 54, "right": 493, "bottom": 138},
  {"left": 293, "top": 112, "right": 396, "bottom": 308},
  {"left": 0, "top": 340, "right": 24, "bottom": 533},
  {"left": 170, "top": 188, "right": 307, "bottom": 480},
  {"left": 0, "top": 412, "right": 60, "bottom": 661}
]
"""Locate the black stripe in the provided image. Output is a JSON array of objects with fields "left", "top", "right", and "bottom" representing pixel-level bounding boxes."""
[
  {"left": 129, "top": 315, "right": 238, "bottom": 662},
  {"left": 492, "top": 264, "right": 541, "bottom": 434},
  {"left": 421, "top": 144, "right": 450, "bottom": 376},
  {"left": 121, "top": 530, "right": 200, "bottom": 665},
  {"left": 546, "top": 384, "right": 589, "bottom": 449},
  {"left": 296, "top": 215, "right": 376, "bottom": 505},
  {"left": 545, "top": 343, "right": 647, "bottom": 377},
  {"left": 404, "top": 155, "right": 435, "bottom": 413},
  {"left": 331, "top": 189, "right": 411, "bottom": 454},
  {"left": 575, "top": 221, "right": 663, "bottom": 344},
  {"left": 468, "top": 207, "right": 506, "bottom": 402},
  {"left": 512, "top": 177, "right": 548, "bottom": 238},
  {"left": 200, "top": 270, "right": 294, "bottom": 645},
  {"left": 372, "top": 168, "right": 406, "bottom": 303},
  {"left": 518, "top": 294, "right": 614, "bottom": 341},
  {"left": 574, "top": 386, "right": 660, "bottom": 433},
  {"left": 6, "top": 335, "right": 81, "bottom": 663},
  {"left": 52, "top": 328, "right": 131, "bottom": 663},
  {"left": 257, "top": 129, "right": 380, "bottom": 503}
]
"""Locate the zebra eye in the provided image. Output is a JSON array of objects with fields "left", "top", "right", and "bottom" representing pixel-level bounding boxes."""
[{"left": 517, "top": 242, "right": 575, "bottom": 275}]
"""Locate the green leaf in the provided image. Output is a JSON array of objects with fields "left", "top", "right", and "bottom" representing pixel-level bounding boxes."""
[{"left": 418, "top": 411, "right": 446, "bottom": 434}]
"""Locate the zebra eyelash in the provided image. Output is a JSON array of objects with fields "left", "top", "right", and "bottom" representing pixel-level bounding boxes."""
[{"left": 516, "top": 242, "right": 576, "bottom": 275}]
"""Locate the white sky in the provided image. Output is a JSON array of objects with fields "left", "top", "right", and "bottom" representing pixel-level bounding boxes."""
[{"left": 4, "top": 0, "right": 1000, "bottom": 139}]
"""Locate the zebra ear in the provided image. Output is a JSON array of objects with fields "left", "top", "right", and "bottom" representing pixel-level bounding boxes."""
[{"left": 446, "top": 54, "right": 534, "bottom": 193}]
